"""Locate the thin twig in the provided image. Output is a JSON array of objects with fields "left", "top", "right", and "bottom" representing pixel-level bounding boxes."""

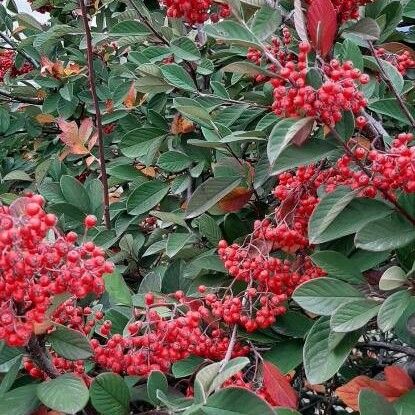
[
  {"left": 79, "top": 0, "right": 111, "bottom": 229},
  {"left": 368, "top": 41, "right": 415, "bottom": 128},
  {"left": 0, "top": 89, "right": 44, "bottom": 105},
  {"left": 219, "top": 324, "right": 238, "bottom": 372},
  {"left": 358, "top": 341, "right": 415, "bottom": 358},
  {"left": 0, "top": 32, "right": 39, "bottom": 68},
  {"left": 329, "top": 126, "right": 415, "bottom": 226}
]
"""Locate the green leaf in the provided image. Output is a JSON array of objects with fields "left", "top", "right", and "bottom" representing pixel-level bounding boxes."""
[
  {"left": 147, "top": 371, "right": 168, "bottom": 406},
  {"left": 37, "top": 374, "right": 89, "bottom": 414},
  {"left": 270, "top": 139, "right": 338, "bottom": 175},
  {"left": 303, "top": 317, "right": 360, "bottom": 384},
  {"left": 185, "top": 177, "right": 241, "bottom": 219},
  {"left": 204, "top": 21, "right": 261, "bottom": 48},
  {"left": 0, "top": 384, "right": 40, "bottom": 415},
  {"left": 267, "top": 117, "right": 314, "bottom": 166},
  {"left": 194, "top": 361, "right": 221, "bottom": 404},
  {"left": 110, "top": 20, "right": 150, "bottom": 36},
  {"left": 221, "top": 61, "right": 277, "bottom": 78},
  {"left": 194, "top": 214, "right": 223, "bottom": 245},
  {"left": 378, "top": 290, "right": 411, "bottom": 332},
  {"left": 368, "top": 99, "right": 415, "bottom": 125},
  {"left": 0, "top": 356, "right": 22, "bottom": 396},
  {"left": 120, "top": 127, "right": 166, "bottom": 159},
  {"left": 331, "top": 111, "right": 355, "bottom": 141},
  {"left": 0, "top": 107, "right": 10, "bottom": 134},
  {"left": 359, "top": 389, "right": 397, "bottom": 415},
  {"left": 309, "top": 194, "right": 392, "bottom": 244},
  {"left": 364, "top": 56, "right": 404, "bottom": 93},
  {"left": 160, "top": 64, "right": 197, "bottom": 92},
  {"left": 127, "top": 180, "right": 169, "bottom": 216},
  {"left": 311, "top": 250, "right": 363, "bottom": 283},
  {"left": 172, "top": 356, "right": 205, "bottom": 378},
  {"left": 158, "top": 151, "right": 192, "bottom": 172},
  {"left": 202, "top": 387, "right": 275, "bottom": 415},
  {"left": 355, "top": 213, "right": 415, "bottom": 251},
  {"left": 293, "top": 277, "right": 363, "bottom": 316},
  {"left": 330, "top": 299, "right": 380, "bottom": 332},
  {"left": 272, "top": 311, "right": 313, "bottom": 338},
  {"left": 173, "top": 98, "right": 213, "bottom": 129},
  {"left": 342, "top": 17, "right": 380, "bottom": 40},
  {"left": 379, "top": 266, "right": 408, "bottom": 291},
  {"left": 90, "top": 373, "right": 131, "bottom": 415},
  {"left": 308, "top": 187, "right": 356, "bottom": 244},
  {"left": 104, "top": 271, "right": 132, "bottom": 305},
  {"left": 394, "top": 390, "right": 415, "bottom": 415},
  {"left": 166, "top": 233, "right": 194, "bottom": 258},
  {"left": 60, "top": 175, "right": 91, "bottom": 214},
  {"left": 250, "top": 5, "right": 281, "bottom": 40},
  {"left": 264, "top": 339, "right": 303, "bottom": 374},
  {"left": 3, "top": 170, "right": 33, "bottom": 182},
  {"left": 47, "top": 325, "right": 92, "bottom": 360},
  {"left": 208, "top": 357, "right": 250, "bottom": 395},
  {"left": 171, "top": 37, "right": 201, "bottom": 61}
]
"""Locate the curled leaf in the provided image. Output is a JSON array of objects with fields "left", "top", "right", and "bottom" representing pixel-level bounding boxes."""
[{"left": 57, "top": 118, "right": 97, "bottom": 157}]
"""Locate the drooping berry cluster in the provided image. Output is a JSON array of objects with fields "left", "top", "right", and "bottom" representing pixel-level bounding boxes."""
[
  {"left": 271, "top": 43, "right": 368, "bottom": 125},
  {"left": 216, "top": 165, "right": 326, "bottom": 331},
  {"left": 93, "top": 306, "right": 248, "bottom": 376},
  {"left": 0, "top": 50, "right": 33, "bottom": 82},
  {"left": 160, "top": 0, "right": 230, "bottom": 25},
  {"left": 375, "top": 48, "right": 415, "bottom": 75},
  {"left": 0, "top": 196, "right": 113, "bottom": 347},
  {"left": 318, "top": 133, "right": 415, "bottom": 197}
]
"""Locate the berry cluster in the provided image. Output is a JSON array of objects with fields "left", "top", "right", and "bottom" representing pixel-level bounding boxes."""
[
  {"left": 0, "top": 50, "right": 33, "bottom": 82},
  {"left": 247, "top": 36, "right": 295, "bottom": 83},
  {"left": 0, "top": 196, "right": 113, "bottom": 347},
  {"left": 318, "top": 133, "right": 415, "bottom": 197},
  {"left": 216, "top": 166, "right": 326, "bottom": 331},
  {"left": 93, "top": 307, "right": 248, "bottom": 376},
  {"left": 161, "top": 0, "right": 230, "bottom": 25},
  {"left": 375, "top": 48, "right": 415, "bottom": 75},
  {"left": 24, "top": 355, "right": 87, "bottom": 381},
  {"left": 271, "top": 43, "right": 368, "bottom": 125},
  {"left": 52, "top": 299, "right": 104, "bottom": 335}
]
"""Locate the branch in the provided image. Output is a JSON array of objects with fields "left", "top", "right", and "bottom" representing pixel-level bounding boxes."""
[
  {"left": 329, "top": 126, "right": 415, "bottom": 226},
  {"left": 26, "top": 335, "right": 60, "bottom": 379},
  {"left": 368, "top": 41, "right": 415, "bottom": 128},
  {"left": 0, "top": 89, "right": 44, "bottom": 105},
  {"left": 358, "top": 341, "right": 415, "bottom": 358},
  {"left": 0, "top": 32, "right": 39, "bottom": 69},
  {"left": 79, "top": 0, "right": 111, "bottom": 230}
]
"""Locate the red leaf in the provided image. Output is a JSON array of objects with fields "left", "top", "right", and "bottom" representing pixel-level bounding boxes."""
[
  {"left": 384, "top": 366, "right": 414, "bottom": 393},
  {"left": 307, "top": 0, "right": 337, "bottom": 57},
  {"left": 263, "top": 361, "right": 298, "bottom": 408},
  {"left": 217, "top": 187, "right": 253, "bottom": 213},
  {"left": 336, "top": 366, "right": 413, "bottom": 411}
]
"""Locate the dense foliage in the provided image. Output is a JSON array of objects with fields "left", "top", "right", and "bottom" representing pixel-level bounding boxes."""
[{"left": 2, "top": 0, "right": 415, "bottom": 413}]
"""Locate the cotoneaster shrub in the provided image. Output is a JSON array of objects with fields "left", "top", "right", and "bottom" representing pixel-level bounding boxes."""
[{"left": 2, "top": 0, "right": 415, "bottom": 414}]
